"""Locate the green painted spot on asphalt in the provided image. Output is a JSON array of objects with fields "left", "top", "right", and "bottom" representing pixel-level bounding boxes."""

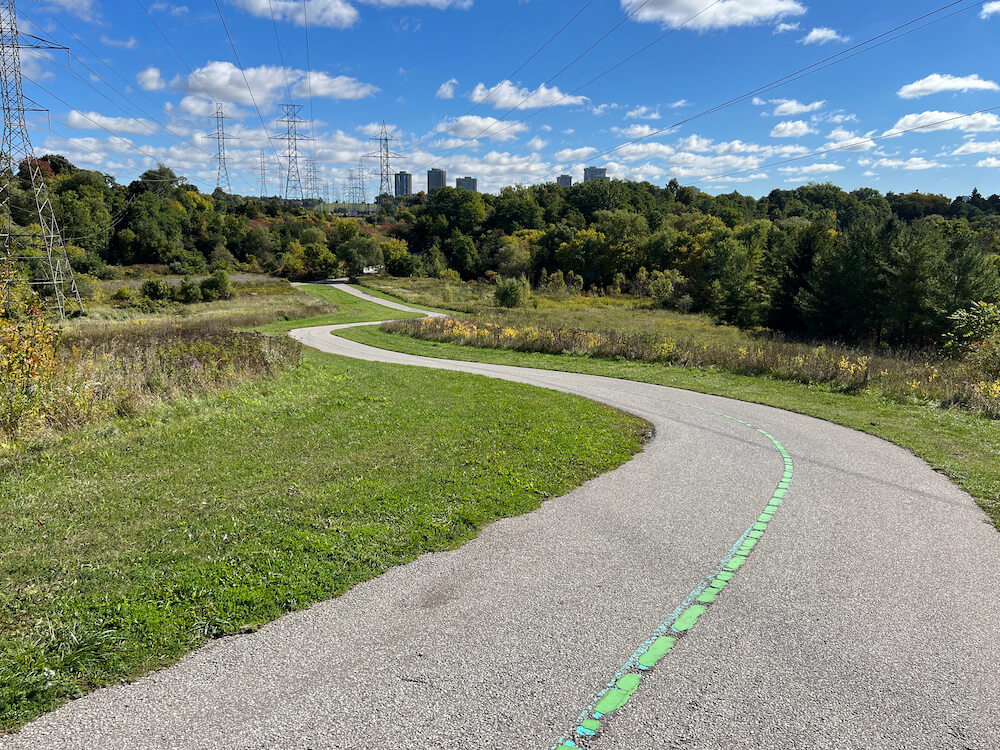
[
  {"left": 726, "top": 555, "right": 748, "bottom": 571},
  {"left": 774, "top": 488, "right": 787, "bottom": 499},
  {"left": 594, "top": 688, "right": 631, "bottom": 715},
  {"left": 582, "top": 719, "right": 601, "bottom": 732},
  {"left": 697, "top": 589, "right": 719, "bottom": 603},
  {"left": 741, "top": 538, "right": 758, "bottom": 550},
  {"left": 753, "top": 522, "right": 768, "bottom": 531},
  {"left": 758, "top": 513, "right": 773, "bottom": 523},
  {"left": 673, "top": 604, "right": 707, "bottom": 632},
  {"left": 749, "top": 529, "right": 764, "bottom": 539},
  {"left": 717, "top": 571, "right": 735, "bottom": 581},
  {"left": 617, "top": 674, "right": 641, "bottom": 693},
  {"left": 637, "top": 636, "right": 676, "bottom": 669},
  {"left": 710, "top": 578, "right": 728, "bottom": 589}
]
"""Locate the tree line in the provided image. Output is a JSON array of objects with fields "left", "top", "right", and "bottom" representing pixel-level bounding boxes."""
[{"left": 5, "top": 154, "right": 1000, "bottom": 346}]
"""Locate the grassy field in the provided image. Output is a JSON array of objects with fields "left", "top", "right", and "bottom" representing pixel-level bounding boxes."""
[
  {"left": 258, "top": 283, "right": 423, "bottom": 333},
  {"left": 362, "top": 278, "right": 1000, "bottom": 420},
  {"left": 0, "top": 285, "right": 646, "bottom": 731},
  {"left": 338, "top": 311, "right": 1000, "bottom": 532}
]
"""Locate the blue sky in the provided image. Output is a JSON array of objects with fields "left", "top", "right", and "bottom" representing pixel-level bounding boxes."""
[{"left": 14, "top": 0, "right": 1000, "bottom": 197}]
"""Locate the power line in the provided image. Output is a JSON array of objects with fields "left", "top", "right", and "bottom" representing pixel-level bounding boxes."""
[
  {"left": 475, "top": 0, "right": 725, "bottom": 146},
  {"left": 709, "top": 105, "right": 1000, "bottom": 182},
  {"left": 401, "top": 0, "right": 599, "bottom": 159},
  {"left": 24, "top": 2, "right": 214, "bottom": 157},
  {"left": 547, "top": 0, "right": 989, "bottom": 182},
  {"left": 420, "top": 0, "right": 654, "bottom": 164},
  {"left": 301, "top": 0, "right": 316, "bottom": 144},
  {"left": 211, "top": 0, "right": 283, "bottom": 171},
  {"left": 268, "top": 0, "right": 293, "bottom": 102}
]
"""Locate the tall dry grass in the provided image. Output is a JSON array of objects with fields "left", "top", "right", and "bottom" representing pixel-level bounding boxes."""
[{"left": 385, "top": 317, "right": 1000, "bottom": 419}]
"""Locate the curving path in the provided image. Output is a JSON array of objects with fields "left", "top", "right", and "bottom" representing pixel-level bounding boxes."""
[{"left": 5, "top": 284, "right": 1000, "bottom": 750}]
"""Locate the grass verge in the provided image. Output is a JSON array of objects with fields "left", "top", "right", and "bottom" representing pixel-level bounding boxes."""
[
  {"left": 338, "top": 325, "right": 1000, "bottom": 530},
  {"left": 0, "top": 289, "right": 646, "bottom": 732},
  {"left": 257, "top": 283, "right": 423, "bottom": 334}
]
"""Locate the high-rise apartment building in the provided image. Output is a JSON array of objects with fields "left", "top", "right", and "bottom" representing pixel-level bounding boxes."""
[
  {"left": 394, "top": 171, "right": 412, "bottom": 197},
  {"left": 427, "top": 168, "right": 447, "bottom": 193},
  {"left": 583, "top": 166, "right": 608, "bottom": 183},
  {"left": 557, "top": 174, "right": 573, "bottom": 188},
  {"left": 455, "top": 176, "right": 478, "bottom": 192}
]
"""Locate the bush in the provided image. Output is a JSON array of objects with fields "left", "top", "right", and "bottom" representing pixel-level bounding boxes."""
[
  {"left": 439, "top": 269, "right": 461, "bottom": 282},
  {"left": 494, "top": 277, "right": 527, "bottom": 308},
  {"left": 140, "top": 279, "right": 171, "bottom": 301},
  {"left": 944, "top": 301, "right": 1000, "bottom": 355},
  {"left": 176, "top": 277, "right": 203, "bottom": 304},
  {"left": 970, "top": 333, "right": 1000, "bottom": 378},
  {"left": 200, "top": 270, "right": 234, "bottom": 302},
  {"left": 649, "top": 276, "right": 675, "bottom": 308},
  {"left": 0, "top": 293, "right": 59, "bottom": 439}
]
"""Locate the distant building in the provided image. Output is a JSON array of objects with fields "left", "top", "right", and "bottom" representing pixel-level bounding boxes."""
[
  {"left": 583, "top": 166, "right": 608, "bottom": 183},
  {"left": 427, "top": 168, "right": 447, "bottom": 193},
  {"left": 557, "top": 174, "right": 573, "bottom": 188},
  {"left": 455, "top": 176, "right": 478, "bottom": 192},
  {"left": 394, "top": 171, "right": 412, "bottom": 197}
]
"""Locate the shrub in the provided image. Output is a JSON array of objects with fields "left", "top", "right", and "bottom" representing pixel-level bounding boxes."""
[
  {"left": 649, "top": 276, "right": 675, "bottom": 308},
  {"left": 200, "top": 269, "right": 234, "bottom": 301},
  {"left": 944, "top": 301, "right": 1000, "bottom": 355},
  {"left": 176, "top": 277, "right": 203, "bottom": 304},
  {"left": 140, "top": 279, "right": 171, "bottom": 301},
  {"left": 109, "top": 286, "right": 135, "bottom": 305},
  {"left": 439, "top": 269, "right": 461, "bottom": 282},
  {"left": 969, "top": 333, "right": 1000, "bottom": 378},
  {"left": 0, "top": 293, "right": 59, "bottom": 439},
  {"left": 494, "top": 277, "right": 527, "bottom": 308}
]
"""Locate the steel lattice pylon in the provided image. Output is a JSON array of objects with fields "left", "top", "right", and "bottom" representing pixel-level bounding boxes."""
[
  {"left": 365, "top": 121, "right": 403, "bottom": 200},
  {"left": 0, "top": 0, "right": 81, "bottom": 318},
  {"left": 211, "top": 103, "right": 235, "bottom": 193},
  {"left": 274, "top": 104, "right": 312, "bottom": 203}
]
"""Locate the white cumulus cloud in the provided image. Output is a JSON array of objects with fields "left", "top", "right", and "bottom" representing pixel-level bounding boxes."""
[
  {"left": 621, "top": 0, "right": 805, "bottom": 31},
  {"left": 771, "top": 98, "right": 825, "bottom": 116},
  {"left": 976, "top": 157, "right": 1000, "bottom": 167},
  {"left": 66, "top": 110, "right": 157, "bottom": 136},
  {"left": 799, "top": 27, "right": 850, "bottom": 45},
  {"left": 897, "top": 73, "right": 1000, "bottom": 99},
  {"left": 626, "top": 105, "right": 661, "bottom": 120},
  {"left": 136, "top": 67, "right": 165, "bottom": 91},
  {"left": 771, "top": 120, "right": 817, "bottom": 138},
  {"left": 885, "top": 111, "right": 1000, "bottom": 136},
  {"left": 469, "top": 80, "right": 587, "bottom": 110},
  {"left": 436, "top": 78, "right": 458, "bottom": 99},
  {"left": 953, "top": 140, "right": 1000, "bottom": 155},
  {"left": 873, "top": 157, "right": 945, "bottom": 170},
  {"left": 981, "top": 2, "right": 1000, "bottom": 19},
  {"left": 436, "top": 115, "right": 529, "bottom": 142}
]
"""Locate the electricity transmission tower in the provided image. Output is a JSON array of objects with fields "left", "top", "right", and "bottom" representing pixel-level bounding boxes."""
[
  {"left": 346, "top": 160, "right": 369, "bottom": 214},
  {"left": 258, "top": 148, "right": 267, "bottom": 198},
  {"left": 274, "top": 104, "right": 311, "bottom": 203},
  {"left": 305, "top": 158, "right": 319, "bottom": 201},
  {"left": 211, "top": 103, "right": 235, "bottom": 193},
  {"left": 0, "top": 0, "right": 82, "bottom": 318},
  {"left": 365, "top": 121, "right": 403, "bottom": 199}
]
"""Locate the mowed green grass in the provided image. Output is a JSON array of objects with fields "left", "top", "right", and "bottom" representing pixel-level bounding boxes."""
[
  {"left": 341, "top": 325, "right": 1000, "bottom": 530},
  {"left": 0, "top": 289, "right": 646, "bottom": 731},
  {"left": 257, "top": 283, "right": 423, "bottom": 333}
]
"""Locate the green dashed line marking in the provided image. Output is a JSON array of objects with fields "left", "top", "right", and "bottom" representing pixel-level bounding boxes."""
[
  {"left": 636, "top": 637, "right": 676, "bottom": 669},
  {"left": 550, "top": 397, "right": 794, "bottom": 750}
]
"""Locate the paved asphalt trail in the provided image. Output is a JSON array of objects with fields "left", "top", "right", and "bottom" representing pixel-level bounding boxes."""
[{"left": 6, "top": 284, "right": 1000, "bottom": 749}]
